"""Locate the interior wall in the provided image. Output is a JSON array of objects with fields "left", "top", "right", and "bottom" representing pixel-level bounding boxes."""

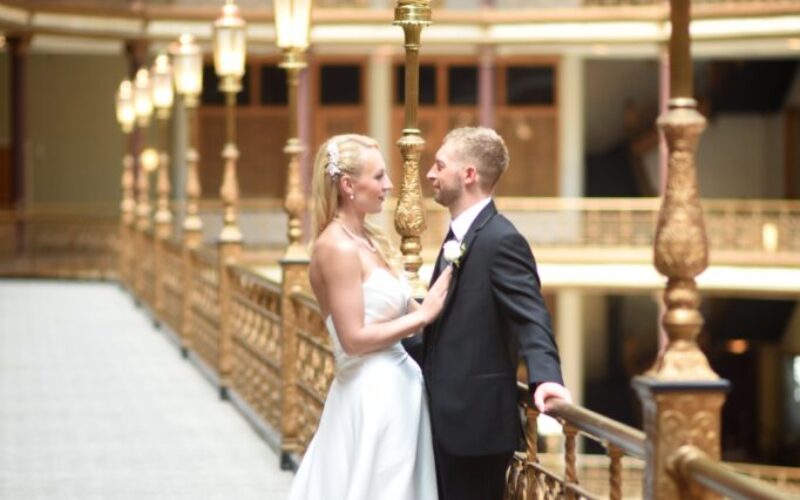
[
  {"left": 27, "top": 52, "right": 126, "bottom": 206},
  {"left": 583, "top": 58, "right": 660, "bottom": 155},
  {"left": 0, "top": 51, "right": 8, "bottom": 147},
  {"left": 694, "top": 114, "right": 784, "bottom": 199}
]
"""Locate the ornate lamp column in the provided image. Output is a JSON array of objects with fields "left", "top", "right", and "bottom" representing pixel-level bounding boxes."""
[
  {"left": 632, "top": 1, "right": 729, "bottom": 498},
  {"left": 213, "top": 0, "right": 246, "bottom": 399},
  {"left": 133, "top": 67, "right": 154, "bottom": 298},
  {"left": 275, "top": 0, "right": 311, "bottom": 260},
  {"left": 115, "top": 79, "right": 136, "bottom": 288},
  {"left": 393, "top": 0, "right": 431, "bottom": 294},
  {"left": 151, "top": 53, "right": 175, "bottom": 318},
  {"left": 170, "top": 33, "right": 204, "bottom": 357},
  {"left": 273, "top": 0, "right": 312, "bottom": 469}
]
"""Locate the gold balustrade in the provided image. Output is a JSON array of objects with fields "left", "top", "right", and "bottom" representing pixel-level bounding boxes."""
[
  {"left": 287, "top": 289, "right": 334, "bottom": 457},
  {"left": 506, "top": 382, "right": 647, "bottom": 499},
  {"left": 0, "top": 208, "right": 118, "bottom": 279},
  {"left": 160, "top": 238, "right": 184, "bottom": 335},
  {"left": 3, "top": 204, "right": 800, "bottom": 498},
  {"left": 173, "top": 196, "right": 800, "bottom": 267},
  {"left": 139, "top": 230, "right": 156, "bottom": 309},
  {"left": 188, "top": 247, "right": 222, "bottom": 377},
  {"left": 227, "top": 264, "right": 284, "bottom": 431}
]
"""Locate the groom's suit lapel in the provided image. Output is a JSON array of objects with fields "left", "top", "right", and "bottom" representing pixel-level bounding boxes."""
[{"left": 432, "top": 201, "right": 498, "bottom": 333}]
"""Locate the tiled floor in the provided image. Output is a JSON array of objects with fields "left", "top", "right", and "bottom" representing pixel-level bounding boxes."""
[{"left": 0, "top": 280, "right": 294, "bottom": 500}]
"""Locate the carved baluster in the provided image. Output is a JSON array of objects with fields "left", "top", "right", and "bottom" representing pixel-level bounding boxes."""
[
  {"left": 563, "top": 423, "right": 578, "bottom": 500},
  {"left": 608, "top": 444, "right": 623, "bottom": 500}
]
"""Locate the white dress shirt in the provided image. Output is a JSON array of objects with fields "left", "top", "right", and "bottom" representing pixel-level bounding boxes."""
[{"left": 448, "top": 197, "right": 493, "bottom": 243}]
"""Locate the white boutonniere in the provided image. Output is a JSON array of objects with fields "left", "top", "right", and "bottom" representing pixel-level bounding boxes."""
[{"left": 443, "top": 240, "right": 466, "bottom": 268}]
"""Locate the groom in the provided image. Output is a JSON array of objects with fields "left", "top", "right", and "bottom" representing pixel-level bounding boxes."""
[{"left": 421, "top": 127, "right": 571, "bottom": 500}]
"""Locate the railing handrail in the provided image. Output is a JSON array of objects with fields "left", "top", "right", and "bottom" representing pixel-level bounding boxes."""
[
  {"left": 290, "top": 289, "right": 321, "bottom": 313},
  {"left": 672, "top": 445, "right": 792, "bottom": 500},
  {"left": 544, "top": 395, "right": 646, "bottom": 459},
  {"left": 228, "top": 263, "right": 283, "bottom": 294}
]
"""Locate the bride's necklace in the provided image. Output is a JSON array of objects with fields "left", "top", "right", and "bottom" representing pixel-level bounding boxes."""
[{"left": 335, "top": 219, "right": 377, "bottom": 253}]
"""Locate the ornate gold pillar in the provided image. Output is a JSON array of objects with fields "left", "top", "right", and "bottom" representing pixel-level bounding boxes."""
[
  {"left": 171, "top": 32, "right": 204, "bottom": 358},
  {"left": 216, "top": 89, "right": 243, "bottom": 400},
  {"left": 213, "top": 0, "right": 246, "bottom": 399},
  {"left": 181, "top": 102, "right": 203, "bottom": 358},
  {"left": 281, "top": 49, "right": 308, "bottom": 260},
  {"left": 393, "top": 0, "right": 431, "bottom": 295},
  {"left": 153, "top": 72, "right": 174, "bottom": 319},
  {"left": 120, "top": 147, "right": 136, "bottom": 287},
  {"left": 278, "top": 258, "right": 309, "bottom": 470},
  {"left": 632, "top": 1, "right": 729, "bottom": 498}
]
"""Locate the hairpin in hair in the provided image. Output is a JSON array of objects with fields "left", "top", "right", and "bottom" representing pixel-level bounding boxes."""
[{"left": 325, "top": 141, "right": 342, "bottom": 179}]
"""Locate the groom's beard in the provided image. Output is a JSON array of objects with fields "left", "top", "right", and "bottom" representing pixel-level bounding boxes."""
[{"left": 432, "top": 184, "right": 461, "bottom": 209}]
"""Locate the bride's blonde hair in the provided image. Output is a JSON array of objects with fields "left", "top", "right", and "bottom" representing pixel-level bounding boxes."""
[{"left": 312, "top": 134, "right": 401, "bottom": 271}]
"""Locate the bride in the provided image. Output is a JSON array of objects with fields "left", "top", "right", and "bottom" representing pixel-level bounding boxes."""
[{"left": 288, "top": 134, "right": 451, "bottom": 500}]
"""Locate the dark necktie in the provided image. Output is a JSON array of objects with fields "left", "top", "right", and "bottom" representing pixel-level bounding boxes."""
[{"left": 435, "top": 227, "right": 456, "bottom": 277}]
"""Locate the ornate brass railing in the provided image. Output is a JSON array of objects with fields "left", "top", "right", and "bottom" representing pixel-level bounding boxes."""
[
  {"left": 188, "top": 247, "right": 221, "bottom": 376},
  {"left": 288, "top": 290, "right": 334, "bottom": 456},
  {"left": 160, "top": 238, "right": 184, "bottom": 334},
  {"left": 228, "top": 264, "right": 284, "bottom": 431},
  {"left": 419, "top": 198, "right": 800, "bottom": 266},
  {"left": 506, "top": 383, "right": 647, "bottom": 499},
  {"left": 0, "top": 208, "right": 118, "bottom": 279},
  {"left": 139, "top": 230, "right": 156, "bottom": 309}
]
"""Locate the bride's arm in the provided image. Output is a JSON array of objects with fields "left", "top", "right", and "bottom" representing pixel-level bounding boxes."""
[{"left": 321, "top": 242, "right": 450, "bottom": 356}]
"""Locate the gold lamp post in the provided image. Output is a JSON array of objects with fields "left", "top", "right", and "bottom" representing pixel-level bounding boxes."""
[
  {"left": 151, "top": 53, "right": 174, "bottom": 233},
  {"left": 116, "top": 79, "right": 136, "bottom": 287},
  {"left": 394, "top": 0, "right": 431, "bottom": 294},
  {"left": 213, "top": 0, "right": 246, "bottom": 246},
  {"left": 170, "top": 33, "right": 204, "bottom": 358},
  {"left": 134, "top": 67, "right": 154, "bottom": 233},
  {"left": 274, "top": 0, "right": 311, "bottom": 259},
  {"left": 632, "top": 1, "right": 729, "bottom": 498},
  {"left": 273, "top": 0, "right": 312, "bottom": 469},
  {"left": 170, "top": 33, "right": 204, "bottom": 238},
  {"left": 151, "top": 53, "right": 175, "bottom": 318},
  {"left": 213, "top": 0, "right": 246, "bottom": 400},
  {"left": 133, "top": 67, "right": 155, "bottom": 299}
]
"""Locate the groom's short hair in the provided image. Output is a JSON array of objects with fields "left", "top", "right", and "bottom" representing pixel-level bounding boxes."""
[{"left": 444, "top": 127, "right": 509, "bottom": 191}]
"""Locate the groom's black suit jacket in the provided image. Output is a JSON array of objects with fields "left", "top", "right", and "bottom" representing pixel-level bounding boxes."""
[{"left": 421, "top": 200, "right": 563, "bottom": 456}]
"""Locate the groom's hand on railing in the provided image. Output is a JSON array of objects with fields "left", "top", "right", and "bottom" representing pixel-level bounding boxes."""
[{"left": 533, "top": 382, "right": 573, "bottom": 413}]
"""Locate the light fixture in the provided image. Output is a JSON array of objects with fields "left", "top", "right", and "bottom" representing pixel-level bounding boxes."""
[
  {"left": 116, "top": 79, "right": 136, "bottom": 134},
  {"left": 134, "top": 68, "right": 153, "bottom": 127},
  {"left": 213, "top": 0, "right": 247, "bottom": 93},
  {"left": 151, "top": 53, "right": 174, "bottom": 117},
  {"left": 140, "top": 147, "right": 160, "bottom": 174},
  {"left": 274, "top": 0, "right": 311, "bottom": 53},
  {"left": 170, "top": 33, "right": 203, "bottom": 106}
]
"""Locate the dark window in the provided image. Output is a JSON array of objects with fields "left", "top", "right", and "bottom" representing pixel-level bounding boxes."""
[
  {"left": 320, "top": 65, "right": 362, "bottom": 105},
  {"left": 448, "top": 65, "right": 478, "bottom": 105},
  {"left": 260, "top": 65, "right": 288, "bottom": 105},
  {"left": 506, "top": 66, "right": 554, "bottom": 105},
  {"left": 201, "top": 64, "right": 250, "bottom": 106},
  {"left": 395, "top": 64, "right": 437, "bottom": 105}
]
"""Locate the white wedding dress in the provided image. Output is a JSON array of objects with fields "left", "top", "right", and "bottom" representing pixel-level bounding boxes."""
[{"left": 287, "top": 268, "right": 438, "bottom": 500}]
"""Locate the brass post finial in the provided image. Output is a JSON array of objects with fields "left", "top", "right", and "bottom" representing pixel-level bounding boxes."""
[
  {"left": 649, "top": 96, "right": 717, "bottom": 381},
  {"left": 393, "top": 0, "right": 431, "bottom": 295},
  {"left": 633, "top": 2, "right": 729, "bottom": 499}
]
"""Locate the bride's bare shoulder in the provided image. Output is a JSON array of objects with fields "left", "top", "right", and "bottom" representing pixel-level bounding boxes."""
[{"left": 312, "top": 225, "right": 360, "bottom": 269}]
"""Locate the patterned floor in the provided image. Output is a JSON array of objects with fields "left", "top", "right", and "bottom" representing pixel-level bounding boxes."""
[{"left": 0, "top": 280, "right": 294, "bottom": 500}]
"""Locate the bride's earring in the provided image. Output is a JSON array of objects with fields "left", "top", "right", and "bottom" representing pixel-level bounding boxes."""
[{"left": 349, "top": 193, "right": 355, "bottom": 200}]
